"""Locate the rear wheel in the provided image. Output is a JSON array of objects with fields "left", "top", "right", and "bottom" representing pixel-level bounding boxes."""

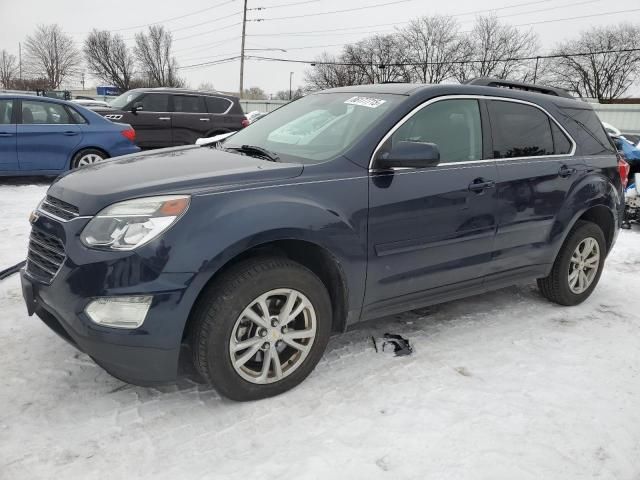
[
  {"left": 190, "top": 257, "right": 332, "bottom": 401},
  {"left": 537, "top": 220, "right": 606, "bottom": 306},
  {"left": 71, "top": 149, "right": 107, "bottom": 169}
]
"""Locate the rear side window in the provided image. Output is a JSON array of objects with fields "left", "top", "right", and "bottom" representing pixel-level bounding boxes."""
[
  {"left": 139, "top": 94, "right": 169, "bottom": 112},
  {"left": 21, "top": 100, "right": 72, "bottom": 124},
  {"left": 488, "top": 100, "right": 554, "bottom": 158},
  {"left": 391, "top": 99, "right": 483, "bottom": 163},
  {"left": 67, "top": 107, "right": 87, "bottom": 124},
  {"left": 0, "top": 99, "right": 13, "bottom": 124},
  {"left": 173, "top": 95, "right": 206, "bottom": 113},
  {"left": 558, "top": 107, "right": 616, "bottom": 154},
  {"left": 206, "top": 96, "right": 232, "bottom": 114}
]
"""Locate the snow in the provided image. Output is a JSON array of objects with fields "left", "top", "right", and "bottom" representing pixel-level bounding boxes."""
[{"left": 2, "top": 180, "right": 640, "bottom": 479}]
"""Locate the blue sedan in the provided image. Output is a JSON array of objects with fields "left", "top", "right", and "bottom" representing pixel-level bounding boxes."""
[{"left": 0, "top": 94, "right": 140, "bottom": 176}]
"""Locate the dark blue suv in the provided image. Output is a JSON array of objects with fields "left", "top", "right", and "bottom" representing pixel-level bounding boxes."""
[{"left": 21, "top": 79, "right": 624, "bottom": 400}]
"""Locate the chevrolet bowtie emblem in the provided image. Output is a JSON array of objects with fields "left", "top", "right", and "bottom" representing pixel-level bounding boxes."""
[{"left": 29, "top": 210, "right": 39, "bottom": 224}]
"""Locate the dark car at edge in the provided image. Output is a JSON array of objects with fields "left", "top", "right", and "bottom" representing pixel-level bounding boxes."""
[
  {"left": 93, "top": 87, "right": 248, "bottom": 148},
  {"left": 21, "top": 79, "right": 624, "bottom": 401}
]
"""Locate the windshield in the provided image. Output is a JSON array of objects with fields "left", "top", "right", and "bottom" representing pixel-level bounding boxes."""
[
  {"left": 108, "top": 91, "right": 142, "bottom": 109},
  {"left": 224, "top": 92, "right": 401, "bottom": 163}
]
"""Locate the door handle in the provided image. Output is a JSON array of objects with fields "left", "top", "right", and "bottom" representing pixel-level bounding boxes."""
[
  {"left": 63, "top": 131, "right": 78, "bottom": 136},
  {"left": 199, "top": 118, "right": 210, "bottom": 122},
  {"left": 468, "top": 178, "right": 496, "bottom": 192},
  {"left": 158, "top": 117, "right": 171, "bottom": 121},
  {"left": 0, "top": 132, "right": 13, "bottom": 137},
  {"left": 558, "top": 165, "right": 576, "bottom": 177}
]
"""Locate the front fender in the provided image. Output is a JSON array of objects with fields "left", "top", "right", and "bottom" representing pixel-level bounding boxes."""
[{"left": 161, "top": 172, "right": 369, "bottom": 329}]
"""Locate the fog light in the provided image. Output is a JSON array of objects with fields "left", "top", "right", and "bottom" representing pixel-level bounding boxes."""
[{"left": 85, "top": 296, "right": 152, "bottom": 329}]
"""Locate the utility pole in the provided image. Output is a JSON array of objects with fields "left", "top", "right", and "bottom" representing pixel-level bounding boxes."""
[
  {"left": 239, "top": 0, "right": 248, "bottom": 98},
  {"left": 289, "top": 71, "right": 294, "bottom": 100}
]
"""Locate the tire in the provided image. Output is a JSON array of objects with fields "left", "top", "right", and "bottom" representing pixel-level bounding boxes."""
[
  {"left": 71, "top": 149, "right": 107, "bottom": 169},
  {"left": 537, "top": 220, "right": 606, "bottom": 306},
  {"left": 190, "top": 256, "right": 332, "bottom": 401}
]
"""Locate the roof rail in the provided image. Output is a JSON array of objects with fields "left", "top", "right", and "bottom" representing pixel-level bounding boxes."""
[{"left": 465, "top": 77, "right": 574, "bottom": 99}]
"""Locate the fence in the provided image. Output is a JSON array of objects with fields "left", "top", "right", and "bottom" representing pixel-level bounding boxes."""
[
  {"left": 592, "top": 104, "right": 640, "bottom": 135},
  {"left": 240, "top": 99, "right": 288, "bottom": 113}
]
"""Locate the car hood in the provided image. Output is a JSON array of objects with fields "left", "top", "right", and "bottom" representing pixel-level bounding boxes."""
[{"left": 48, "top": 145, "right": 304, "bottom": 215}]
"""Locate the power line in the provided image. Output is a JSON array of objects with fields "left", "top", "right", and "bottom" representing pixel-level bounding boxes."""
[
  {"left": 171, "top": 47, "right": 640, "bottom": 72},
  {"left": 170, "top": 11, "right": 241, "bottom": 33},
  {"left": 73, "top": 0, "right": 235, "bottom": 34},
  {"left": 174, "top": 36, "right": 240, "bottom": 54},
  {"left": 174, "top": 22, "right": 242, "bottom": 42},
  {"left": 245, "top": 47, "right": 640, "bottom": 67},
  {"left": 252, "top": 0, "right": 416, "bottom": 22}
]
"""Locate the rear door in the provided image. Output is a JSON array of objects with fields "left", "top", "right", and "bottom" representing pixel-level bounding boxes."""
[
  {"left": 487, "top": 98, "right": 578, "bottom": 276},
  {"left": 132, "top": 93, "right": 172, "bottom": 148},
  {"left": 17, "top": 99, "right": 81, "bottom": 171},
  {"left": 0, "top": 98, "right": 18, "bottom": 171},
  {"left": 171, "top": 94, "right": 209, "bottom": 145},
  {"left": 365, "top": 97, "right": 498, "bottom": 316}
]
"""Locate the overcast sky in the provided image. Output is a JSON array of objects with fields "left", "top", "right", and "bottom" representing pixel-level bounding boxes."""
[{"left": 1, "top": 0, "right": 639, "bottom": 95}]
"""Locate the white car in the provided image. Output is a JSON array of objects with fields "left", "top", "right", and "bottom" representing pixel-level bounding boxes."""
[{"left": 72, "top": 99, "right": 110, "bottom": 109}]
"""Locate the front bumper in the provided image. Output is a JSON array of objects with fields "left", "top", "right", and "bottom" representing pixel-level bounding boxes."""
[{"left": 21, "top": 212, "right": 199, "bottom": 385}]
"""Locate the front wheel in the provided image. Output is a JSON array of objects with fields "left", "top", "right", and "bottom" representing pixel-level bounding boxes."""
[
  {"left": 190, "top": 257, "right": 332, "bottom": 401},
  {"left": 537, "top": 220, "right": 606, "bottom": 306}
]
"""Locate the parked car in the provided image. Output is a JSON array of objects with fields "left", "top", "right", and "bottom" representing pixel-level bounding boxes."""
[
  {"left": 22, "top": 79, "right": 624, "bottom": 401},
  {"left": 621, "top": 133, "right": 640, "bottom": 146},
  {"left": 72, "top": 99, "right": 110, "bottom": 109},
  {"left": 92, "top": 88, "right": 249, "bottom": 148},
  {"left": 0, "top": 94, "right": 139, "bottom": 176}
]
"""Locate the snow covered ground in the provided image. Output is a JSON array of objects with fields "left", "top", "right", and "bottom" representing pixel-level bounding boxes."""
[{"left": 2, "top": 179, "right": 640, "bottom": 480}]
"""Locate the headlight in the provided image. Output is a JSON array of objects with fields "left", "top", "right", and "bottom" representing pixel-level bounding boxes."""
[{"left": 81, "top": 195, "right": 190, "bottom": 250}]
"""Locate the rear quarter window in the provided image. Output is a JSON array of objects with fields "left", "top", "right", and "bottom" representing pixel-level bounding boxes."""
[
  {"left": 205, "top": 96, "right": 232, "bottom": 114},
  {"left": 557, "top": 107, "right": 616, "bottom": 155}
]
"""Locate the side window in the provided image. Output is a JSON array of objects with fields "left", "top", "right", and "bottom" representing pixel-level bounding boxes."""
[
  {"left": 21, "top": 100, "right": 72, "bottom": 125},
  {"left": 173, "top": 95, "right": 207, "bottom": 113},
  {"left": 488, "top": 101, "right": 554, "bottom": 158},
  {"left": 67, "top": 107, "right": 87, "bottom": 124},
  {"left": 0, "top": 99, "right": 14, "bottom": 124},
  {"left": 551, "top": 122, "right": 572, "bottom": 154},
  {"left": 205, "top": 96, "right": 232, "bottom": 114},
  {"left": 391, "top": 99, "right": 483, "bottom": 163},
  {"left": 139, "top": 94, "right": 169, "bottom": 112}
]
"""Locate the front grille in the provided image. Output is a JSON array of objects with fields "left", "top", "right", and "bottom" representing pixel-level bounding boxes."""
[
  {"left": 40, "top": 195, "right": 79, "bottom": 221},
  {"left": 26, "top": 228, "right": 66, "bottom": 283}
]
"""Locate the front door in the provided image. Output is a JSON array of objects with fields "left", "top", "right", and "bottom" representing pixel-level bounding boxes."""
[
  {"left": 132, "top": 93, "right": 172, "bottom": 148},
  {"left": 0, "top": 98, "right": 18, "bottom": 171},
  {"left": 17, "top": 99, "right": 81, "bottom": 171},
  {"left": 486, "top": 99, "right": 581, "bottom": 275},
  {"left": 365, "top": 98, "right": 498, "bottom": 317}
]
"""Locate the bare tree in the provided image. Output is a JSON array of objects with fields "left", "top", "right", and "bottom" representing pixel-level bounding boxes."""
[
  {"left": 242, "top": 87, "right": 268, "bottom": 100},
  {"left": 84, "top": 30, "right": 135, "bottom": 91},
  {"left": 343, "top": 34, "right": 412, "bottom": 84},
  {"left": 399, "top": 16, "right": 468, "bottom": 84},
  {"left": 548, "top": 24, "right": 640, "bottom": 100},
  {"left": 273, "top": 87, "right": 304, "bottom": 100},
  {"left": 198, "top": 81, "right": 216, "bottom": 91},
  {"left": 304, "top": 53, "right": 365, "bottom": 90},
  {"left": 0, "top": 50, "right": 18, "bottom": 88},
  {"left": 454, "top": 15, "right": 538, "bottom": 83},
  {"left": 134, "top": 26, "right": 183, "bottom": 87},
  {"left": 23, "top": 24, "right": 80, "bottom": 89}
]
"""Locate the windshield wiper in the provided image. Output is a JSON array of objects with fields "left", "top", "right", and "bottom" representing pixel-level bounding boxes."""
[{"left": 225, "top": 144, "right": 280, "bottom": 162}]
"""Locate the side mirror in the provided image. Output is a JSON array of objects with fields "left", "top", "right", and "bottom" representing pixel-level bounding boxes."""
[
  {"left": 131, "top": 102, "right": 143, "bottom": 114},
  {"left": 375, "top": 141, "right": 440, "bottom": 169}
]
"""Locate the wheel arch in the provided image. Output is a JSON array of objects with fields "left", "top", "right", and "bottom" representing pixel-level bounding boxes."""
[
  {"left": 182, "top": 238, "right": 351, "bottom": 341},
  {"left": 68, "top": 146, "right": 111, "bottom": 169}
]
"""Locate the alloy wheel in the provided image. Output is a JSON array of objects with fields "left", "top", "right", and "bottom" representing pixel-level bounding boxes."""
[
  {"left": 229, "top": 288, "right": 317, "bottom": 384},
  {"left": 568, "top": 237, "right": 600, "bottom": 294}
]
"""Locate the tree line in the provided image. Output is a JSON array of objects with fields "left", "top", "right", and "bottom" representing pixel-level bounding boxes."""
[
  {"left": 305, "top": 15, "right": 640, "bottom": 101},
  {"left": 0, "top": 24, "right": 184, "bottom": 92}
]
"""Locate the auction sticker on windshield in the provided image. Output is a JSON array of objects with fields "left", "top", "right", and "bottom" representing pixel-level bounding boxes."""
[{"left": 344, "top": 96, "right": 386, "bottom": 108}]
